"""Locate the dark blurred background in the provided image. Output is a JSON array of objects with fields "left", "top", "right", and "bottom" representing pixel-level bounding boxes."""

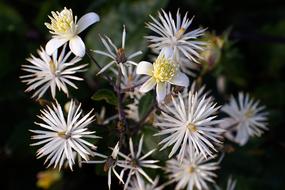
[{"left": 0, "top": 0, "right": 284, "bottom": 189}]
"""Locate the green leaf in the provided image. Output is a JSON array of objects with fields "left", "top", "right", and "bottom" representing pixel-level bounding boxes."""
[
  {"left": 138, "top": 93, "right": 154, "bottom": 119},
  {"left": 91, "top": 89, "right": 117, "bottom": 105}
]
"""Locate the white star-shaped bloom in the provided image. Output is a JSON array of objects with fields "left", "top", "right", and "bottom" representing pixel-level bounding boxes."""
[
  {"left": 154, "top": 90, "right": 223, "bottom": 161},
  {"left": 116, "top": 136, "right": 160, "bottom": 190},
  {"left": 220, "top": 92, "right": 268, "bottom": 145},
  {"left": 146, "top": 9, "right": 206, "bottom": 64},
  {"left": 30, "top": 100, "right": 99, "bottom": 170},
  {"left": 21, "top": 45, "right": 87, "bottom": 99},
  {"left": 93, "top": 25, "right": 142, "bottom": 77},
  {"left": 165, "top": 147, "right": 219, "bottom": 190}
]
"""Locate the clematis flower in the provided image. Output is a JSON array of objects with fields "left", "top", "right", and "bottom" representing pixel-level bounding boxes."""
[
  {"left": 165, "top": 147, "right": 219, "bottom": 190},
  {"left": 45, "top": 7, "right": 100, "bottom": 57},
  {"left": 220, "top": 92, "right": 268, "bottom": 146},
  {"left": 136, "top": 48, "right": 189, "bottom": 102},
  {"left": 93, "top": 25, "right": 142, "bottom": 77},
  {"left": 30, "top": 100, "right": 99, "bottom": 170},
  {"left": 20, "top": 45, "right": 87, "bottom": 99},
  {"left": 154, "top": 90, "right": 223, "bottom": 161},
  {"left": 116, "top": 136, "right": 160, "bottom": 190},
  {"left": 146, "top": 9, "right": 206, "bottom": 63}
]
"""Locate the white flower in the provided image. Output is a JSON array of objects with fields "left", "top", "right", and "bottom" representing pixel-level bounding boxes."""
[
  {"left": 21, "top": 45, "right": 87, "bottom": 99},
  {"left": 220, "top": 92, "right": 268, "bottom": 146},
  {"left": 127, "top": 177, "right": 162, "bottom": 190},
  {"left": 45, "top": 7, "right": 100, "bottom": 57},
  {"left": 93, "top": 25, "right": 142, "bottom": 77},
  {"left": 154, "top": 90, "right": 223, "bottom": 161},
  {"left": 146, "top": 9, "right": 206, "bottom": 63},
  {"left": 117, "top": 136, "right": 160, "bottom": 190},
  {"left": 85, "top": 142, "right": 124, "bottom": 189},
  {"left": 30, "top": 100, "right": 99, "bottom": 170},
  {"left": 136, "top": 48, "right": 189, "bottom": 102},
  {"left": 165, "top": 148, "right": 219, "bottom": 190},
  {"left": 179, "top": 56, "right": 200, "bottom": 77}
]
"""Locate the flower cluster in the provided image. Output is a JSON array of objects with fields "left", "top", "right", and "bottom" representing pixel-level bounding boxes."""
[
  {"left": 21, "top": 7, "right": 269, "bottom": 190},
  {"left": 21, "top": 8, "right": 100, "bottom": 170}
]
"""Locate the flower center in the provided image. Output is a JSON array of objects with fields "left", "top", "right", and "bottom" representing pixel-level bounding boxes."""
[
  {"left": 175, "top": 27, "right": 186, "bottom": 39},
  {"left": 188, "top": 165, "right": 196, "bottom": 174},
  {"left": 57, "top": 131, "right": 71, "bottom": 139},
  {"left": 244, "top": 109, "right": 254, "bottom": 118},
  {"left": 153, "top": 55, "right": 177, "bottom": 82},
  {"left": 130, "top": 159, "right": 139, "bottom": 168},
  {"left": 116, "top": 48, "right": 127, "bottom": 63},
  {"left": 187, "top": 123, "right": 197, "bottom": 132},
  {"left": 46, "top": 8, "right": 75, "bottom": 34}
]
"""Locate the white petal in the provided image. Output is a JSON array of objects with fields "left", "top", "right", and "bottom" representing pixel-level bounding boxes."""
[
  {"left": 160, "top": 47, "right": 174, "bottom": 59},
  {"left": 169, "top": 72, "right": 189, "bottom": 87},
  {"left": 69, "top": 36, "right": 85, "bottom": 57},
  {"left": 156, "top": 82, "right": 167, "bottom": 102},
  {"left": 76, "top": 12, "right": 100, "bottom": 34},
  {"left": 136, "top": 61, "right": 153, "bottom": 76},
  {"left": 119, "top": 63, "right": 127, "bottom": 77},
  {"left": 45, "top": 38, "right": 68, "bottom": 55},
  {"left": 139, "top": 78, "right": 156, "bottom": 93}
]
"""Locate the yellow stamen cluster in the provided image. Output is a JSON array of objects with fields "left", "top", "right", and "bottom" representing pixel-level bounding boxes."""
[
  {"left": 45, "top": 8, "right": 75, "bottom": 34},
  {"left": 57, "top": 131, "right": 70, "bottom": 139},
  {"left": 187, "top": 123, "right": 197, "bottom": 132},
  {"left": 188, "top": 165, "right": 196, "bottom": 174},
  {"left": 153, "top": 55, "right": 177, "bottom": 82}
]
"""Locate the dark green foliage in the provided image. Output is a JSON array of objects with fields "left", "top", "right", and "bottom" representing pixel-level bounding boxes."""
[{"left": 91, "top": 89, "right": 118, "bottom": 106}]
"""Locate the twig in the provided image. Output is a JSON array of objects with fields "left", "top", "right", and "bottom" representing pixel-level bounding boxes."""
[
  {"left": 115, "top": 66, "right": 130, "bottom": 150},
  {"left": 115, "top": 66, "right": 126, "bottom": 123}
]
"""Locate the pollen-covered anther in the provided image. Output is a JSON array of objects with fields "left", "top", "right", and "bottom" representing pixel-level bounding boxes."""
[
  {"left": 116, "top": 48, "right": 127, "bottom": 63},
  {"left": 188, "top": 165, "right": 196, "bottom": 174},
  {"left": 57, "top": 131, "right": 70, "bottom": 139},
  {"left": 153, "top": 55, "right": 177, "bottom": 82},
  {"left": 187, "top": 123, "right": 197, "bottom": 132}
]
